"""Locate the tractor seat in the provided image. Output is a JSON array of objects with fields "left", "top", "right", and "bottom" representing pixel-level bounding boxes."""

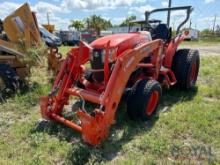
[{"left": 151, "top": 24, "right": 171, "bottom": 41}]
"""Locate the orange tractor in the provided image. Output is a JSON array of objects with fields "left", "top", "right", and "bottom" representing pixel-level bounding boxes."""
[{"left": 40, "top": 6, "right": 200, "bottom": 145}]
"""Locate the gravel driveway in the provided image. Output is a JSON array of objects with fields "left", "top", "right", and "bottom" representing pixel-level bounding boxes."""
[{"left": 180, "top": 44, "right": 220, "bottom": 56}]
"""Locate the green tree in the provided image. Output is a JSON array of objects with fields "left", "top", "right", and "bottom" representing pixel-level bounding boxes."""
[
  {"left": 120, "top": 15, "right": 137, "bottom": 27},
  {"left": 85, "top": 15, "right": 112, "bottom": 35},
  {"left": 200, "top": 29, "right": 213, "bottom": 37},
  {"left": 84, "top": 17, "right": 91, "bottom": 29},
  {"left": 216, "top": 25, "right": 220, "bottom": 36},
  {"left": 69, "top": 20, "right": 84, "bottom": 31}
]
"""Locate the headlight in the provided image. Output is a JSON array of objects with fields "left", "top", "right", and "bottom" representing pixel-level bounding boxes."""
[
  {"left": 109, "top": 48, "right": 118, "bottom": 61},
  {"left": 90, "top": 48, "right": 117, "bottom": 63},
  {"left": 102, "top": 48, "right": 117, "bottom": 62}
]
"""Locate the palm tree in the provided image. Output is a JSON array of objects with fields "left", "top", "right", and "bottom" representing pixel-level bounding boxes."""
[
  {"left": 120, "top": 15, "right": 137, "bottom": 27},
  {"left": 69, "top": 20, "right": 84, "bottom": 31},
  {"left": 84, "top": 17, "right": 91, "bottom": 29},
  {"left": 105, "top": 20, "right": 113, "bottom": 29},
  {"left": 85, "top": 15, "right": 112, "bottom": 36}
]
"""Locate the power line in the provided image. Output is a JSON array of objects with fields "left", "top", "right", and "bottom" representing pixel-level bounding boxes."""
[{"left": 189, "top": 19, "right": 192, "bottom": 28}]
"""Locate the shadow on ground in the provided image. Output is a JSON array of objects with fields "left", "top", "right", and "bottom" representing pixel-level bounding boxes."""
[
  {"left": 32, "top": 86, "right": 198, "bottom": 164},
  {"left": 158, "top": 86, "right": 198, "bottom": 112}
]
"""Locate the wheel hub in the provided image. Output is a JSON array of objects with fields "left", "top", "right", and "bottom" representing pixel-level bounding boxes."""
[
  {"left": 190, "top": 62, "right": 197, "bottom": 86},
  {"left": 146, "top": 91, "right": 159, "bottom": 115}
]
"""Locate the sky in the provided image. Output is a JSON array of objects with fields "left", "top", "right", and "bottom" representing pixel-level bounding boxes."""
[{"left": 0, "top": 0, "right": 219, "bottom": 31}]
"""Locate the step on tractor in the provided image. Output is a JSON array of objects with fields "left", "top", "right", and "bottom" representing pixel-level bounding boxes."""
[{"left": 40, "top": 6, "right": 200, "bottom": 145}]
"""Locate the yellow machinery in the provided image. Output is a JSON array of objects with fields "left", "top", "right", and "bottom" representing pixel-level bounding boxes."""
[
  {"left": 42, "top": 24, "right": 55, "bottom": 33},
  {"left": 0, "top": 3, "right": 43, "bottom": 94}
]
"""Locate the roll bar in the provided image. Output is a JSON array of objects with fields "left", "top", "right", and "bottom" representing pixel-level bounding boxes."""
[{"left": 145, "top": 6, "right": 193, "bottom": 34}]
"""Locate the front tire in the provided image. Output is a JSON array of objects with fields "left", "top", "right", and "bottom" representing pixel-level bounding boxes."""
[{"left": 127, "top": 79, "right": 162, "bottom": 121}]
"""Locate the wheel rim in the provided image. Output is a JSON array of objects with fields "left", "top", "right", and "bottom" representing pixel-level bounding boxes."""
[
  {"left": 190, "top": 62, "right": 197, "bottom": 86},
  {"left": 146, "top": 91, "right": 159, "bottom": 115},
  {"left": 0, "top": 76, "right": 6, "bottom": 91}
]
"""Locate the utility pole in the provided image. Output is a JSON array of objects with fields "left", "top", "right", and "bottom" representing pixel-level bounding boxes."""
[
  {"left": 47, "top": 12, "right": 50, "bottom": 25},
  {"left": 167, "top": 0, "right": 172, "bottom": 27},
  {"left": 189, "top": 19, "right": 192, "bottom": 29},
  {"left": 213, "top": 14, "right": 216, "bottom": 33}
]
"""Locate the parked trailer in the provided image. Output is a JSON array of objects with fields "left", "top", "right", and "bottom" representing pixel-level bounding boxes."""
[
  {"left": 184, "top": 29, "right": 199, "bottom": 40},
  {"left": 59, "top": 30, "right": 80, "bottom": 46}
]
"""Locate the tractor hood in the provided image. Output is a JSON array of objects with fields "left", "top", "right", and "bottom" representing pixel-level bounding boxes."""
[{"left": 90, "top": 33, "right": 151, "bottom": 49}]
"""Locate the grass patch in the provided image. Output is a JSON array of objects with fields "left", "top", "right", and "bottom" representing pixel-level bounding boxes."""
[
  {"left": 59, "top": 46, "right": 73, "bottom": 55},
  {"left": 0, "top": 54, "right": 220, "bottom": 164}
]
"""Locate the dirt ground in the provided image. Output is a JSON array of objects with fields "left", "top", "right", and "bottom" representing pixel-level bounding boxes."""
[{"left": 180, "top": 44, "right": 220, "bottom": 56}]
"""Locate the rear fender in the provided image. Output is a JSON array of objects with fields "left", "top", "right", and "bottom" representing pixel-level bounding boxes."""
[{"left": 163, "top": 34, "right": 185, "bottom": 68}]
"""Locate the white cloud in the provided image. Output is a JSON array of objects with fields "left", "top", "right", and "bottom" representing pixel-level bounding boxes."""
[
  {"left": 61, "top": 0, "right": 146, "bottom": 11},
  {"left": 3, "top": 0, "right": 216, "bottom": 31},
  {"left": 0, "top": 1, "right": 69, "bottom": 30},
  {"left": 0, "top": 2, "right": 21, "bottom": 19},
  {"left": 130, "top": 5, "right": 155, "bottom": 14},
  {"left": 32, "top": 1, "right": 71, "bottom": 30},
  {"left": 127, "top": 10, "right": 135, "bottom": 15},
  {"left": 204, "top": 0, "right": 215, "bottom": 4},
  {"left": 33, "top": 1, "right": 69, "bottom": 14},
  {"left": 199, "top": 16, "right": 220, "bottom": 23},
  {"left": 0, "top": 1, "right": 69, "bottom": 19},
  {"left": 35, "top": 12, "right": 69, "bottom": 30},
  {"left": 161, "top": 1, "right": 168, "bottom": 7},
  {"left": 171, "top": 10, "right": 186, "bottom": 17},
  {"left": 196, "top": 16, "right": 220, "bottom": 29},
  {"left": 112, "top": 17, "right": 126, "bottom": 24}
]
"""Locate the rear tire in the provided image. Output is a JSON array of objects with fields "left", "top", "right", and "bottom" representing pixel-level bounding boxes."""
[
  {"left": 172, "top": 49, "right": 200, "bottom": 90},
  {"left": 127, "top": 79, "right": 162, "bottom": 121}
]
